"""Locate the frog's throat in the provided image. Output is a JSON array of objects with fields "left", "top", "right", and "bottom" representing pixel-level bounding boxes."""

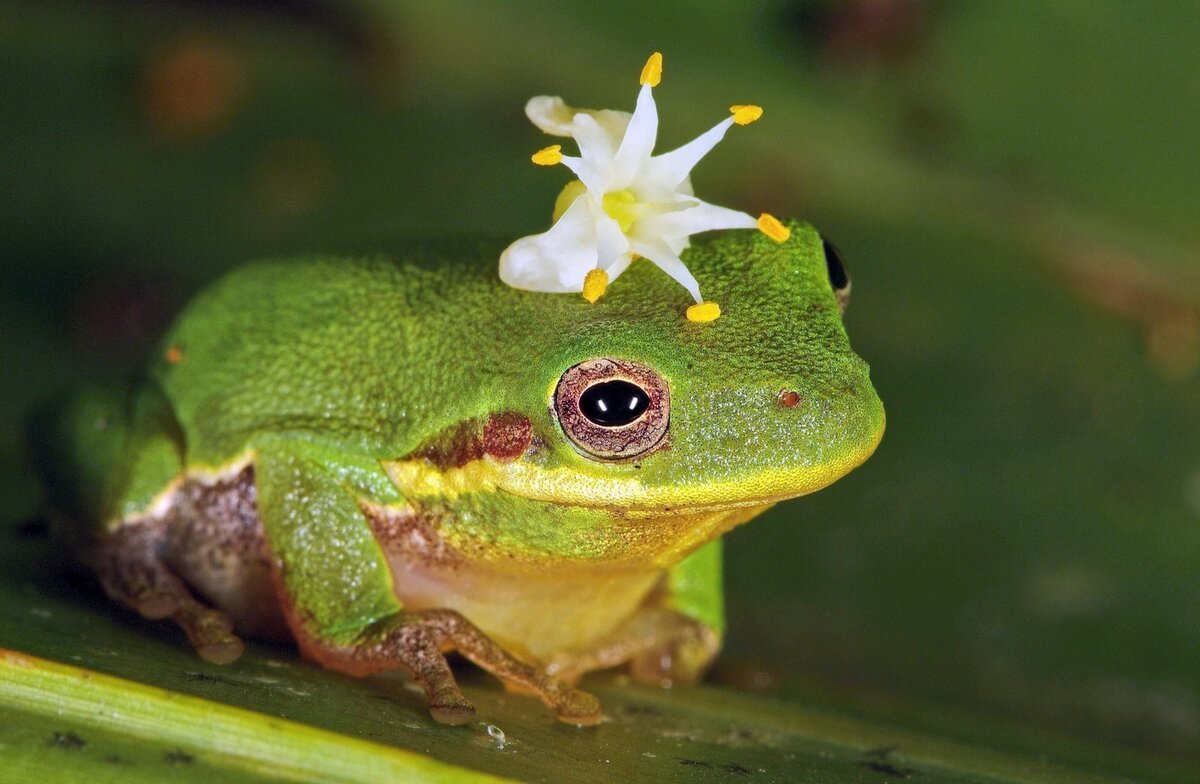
[{"left": 382, "top": 424, "right": 883, "bottom": 514}]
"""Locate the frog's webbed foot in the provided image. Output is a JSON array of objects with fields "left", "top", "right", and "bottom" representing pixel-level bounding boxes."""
[
  {"left": 91, "top": 523, "right": 245, "bottom": 665},
  {"left": 313, "top": 609, "right": 601, "bottom": 727},
  {"left": 547, "top": 608, "right": 720, "bottom": 687}
]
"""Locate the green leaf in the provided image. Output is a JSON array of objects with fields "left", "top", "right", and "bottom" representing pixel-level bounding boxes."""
[
  {"left": 0, "top": 651, "right": 506, "bottom": 784},
  {"left": 0, "top": 527, "right": 1194, "bottom": 784}
]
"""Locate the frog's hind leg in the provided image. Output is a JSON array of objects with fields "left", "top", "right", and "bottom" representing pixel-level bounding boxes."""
[
  {"left": 33, "top": 384, "right": 247, "bottom": 664},
  {"left": 92, "top": 521, "right": 245, "bottom": 665},
  {"left": 86, "top": 384, "right": 245, "bottom": 663}
]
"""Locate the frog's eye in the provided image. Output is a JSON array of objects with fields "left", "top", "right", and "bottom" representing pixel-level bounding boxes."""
[
  {"left": 579, "top": 380, "right": 649, "bottom": 426},
  {"left": 553, "top": 359, "right": 670, "bottom": 462},
  {"left": 821, "top": 235, "right": 851, "bottom": 314}
]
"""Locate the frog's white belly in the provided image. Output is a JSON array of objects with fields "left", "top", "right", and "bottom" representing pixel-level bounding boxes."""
[
  {"left": 366, "top": 504, "right": 661, "bottom": 662},
  {"left": 389, "top": 557, "right": 660, "bottom": 663}
]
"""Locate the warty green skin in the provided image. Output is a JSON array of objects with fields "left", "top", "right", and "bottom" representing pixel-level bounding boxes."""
[
  {"left": 35, "top": 219, "right": 883, "bottom": 679},
  {"left": 160, "top": 223, "right": 876, "bottom": 476}
]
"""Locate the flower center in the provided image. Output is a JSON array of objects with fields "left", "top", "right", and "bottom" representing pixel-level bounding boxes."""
[{"left": 602, "top": 189, "right": 640, "bottom": 233}]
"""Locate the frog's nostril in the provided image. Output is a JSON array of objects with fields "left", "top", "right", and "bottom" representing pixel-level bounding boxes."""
[{"left": 777, "top": 389, "right": 802, "bottom": 409}]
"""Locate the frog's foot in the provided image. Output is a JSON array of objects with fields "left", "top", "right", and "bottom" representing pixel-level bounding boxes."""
[
  {"left": 92, "top": 523, "right": 245, "bottom": 665},
  {"left": 547, "top": 608, "right": 720, "bottom": 687},
  {"left": 309, "top": 609, "right": 601, "bottom": 727}
]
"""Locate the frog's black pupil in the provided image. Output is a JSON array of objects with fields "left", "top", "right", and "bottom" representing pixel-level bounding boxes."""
[
  {"left": 579, "top": 380, "right": 650, "bottom": 427},
  {"left": 822, "top": 237, "right": 849, "bottom": 291}
]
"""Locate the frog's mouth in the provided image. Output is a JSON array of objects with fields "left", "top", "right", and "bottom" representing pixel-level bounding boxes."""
[{"left": 382, "top": 420, "right": 883, "bottom": 516}]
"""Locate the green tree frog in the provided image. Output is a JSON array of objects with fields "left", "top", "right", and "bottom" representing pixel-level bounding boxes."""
[{"left": 31, "top": 225, "right": 883, "bottom": 725}]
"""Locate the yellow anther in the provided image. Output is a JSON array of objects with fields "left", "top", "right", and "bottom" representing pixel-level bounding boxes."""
[
  {"left": 757, "top": 213, "right": 790, "bottom": 242},
  {"left": 686, "top": 301, "right": 721, "bottom": 322},
  {"left": 730, "top": 104, "right": 763, "bottom": 125},
  {"left": 531, "top": 145, "right": 563, "bottom": 166},
  {"left": 582, "top": 268, "right": 609, "bottom": 303},
  {"left": 640, "top": 52, "right": 663, "bottom": 87}
]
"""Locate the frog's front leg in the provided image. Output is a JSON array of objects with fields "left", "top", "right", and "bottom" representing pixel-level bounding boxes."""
[
  {"left": 305, "top": 609, "right": 601, "bottom": 725},
  {"left": 548, "top": 540, "right": 724, "bottom": 686},
  {"left": 253, "top": 441, "right": 600, "bottom": 725}
]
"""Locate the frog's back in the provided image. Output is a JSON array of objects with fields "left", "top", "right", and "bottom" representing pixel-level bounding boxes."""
[{"left": 155, "top": 250, "right": 504, "bottom": 467}]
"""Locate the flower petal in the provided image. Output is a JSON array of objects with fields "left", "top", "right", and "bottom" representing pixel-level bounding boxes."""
[
  {"left": 624, "top": 196, "right": 699, "bottom": 224},
  {"left": 636, "top": 200, "right": 756, "bottom": 240},
  {"left": 645, "top": 116, "right": 735, "bottom": 189},
  {"left": 594, "top": 212, "right": 631, "bottom": 269},
  {"left": 609, "top": 83, "right": 658, "bottom": 187},
  {"left": 630, "top": 238, "right": 703, "bottom": 303},
  {"left": 525, "top": 96, "right": 632, "bottom": 145},
  {"left": 587, "top": 108, "right": 633, "bottom": 141},
  {"left": 603, "top": 252, "right": 636, "bottom": 282},
  {"left": 499, "top": 196, "right": 598, "bottom": 292},
  {"left": 525, "top": 96, "right": 577, "bottom": 136},
  {"left": 665, "top": 235, "right": 691, "bottom": 257},
  {"left": 570, "top": 113, "right": 619, "bottom": 172},
  {"left": 559, "top": 154, "right": 607, "bottom": 194}
]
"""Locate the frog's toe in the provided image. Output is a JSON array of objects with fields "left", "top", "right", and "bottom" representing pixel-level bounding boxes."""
[
  {"left": 410, "top": 644, "right": 476, "bottom": 724},
  {"left": 428, "top": 689, "right": 477, "bottom": 726},
  {"left": 196, "top": 634, "right": 246, "bottom": 665},
  {"left": 628, "top": 625, "right": 718, "bottom": 687},
  {"left": 133, "top": 592, "right": 178, "bottom": 620},
  {"left": 180, "top": 607, "right": 245, "bottom": 664},
  {"left": 557, "top": 706, "right": 604, "bottom": 727},
  {"left": 326, "top": 610, "right": 604, "bottom": 725},
  {"left": 545, "top": 682, "right": 602, "bottom": 726},
  {"left": 414, "top": 610, "right": 605, "bottom": 724}
]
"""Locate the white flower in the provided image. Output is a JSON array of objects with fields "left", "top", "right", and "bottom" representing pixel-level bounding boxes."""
[{"left": 499, "top": 52, "right": 790, "bottom": 321}]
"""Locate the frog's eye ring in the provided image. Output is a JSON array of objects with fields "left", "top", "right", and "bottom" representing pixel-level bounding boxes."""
[
  {"left": 553, "top": 359, "right": 670, "bottom": 462},
  {"left": 821, "top": 235, "right": 851, "bottom": 314}
]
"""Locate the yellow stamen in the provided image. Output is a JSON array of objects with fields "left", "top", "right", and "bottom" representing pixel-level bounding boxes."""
[
  {"left": 758, "top": 213, "right": 790, "bottom": 242},
  {"left": 640, "top": 52, "right": 663, "bottom": 87},
  {"left": 531, "top": 145, "right": 562, "bottom": 166},
  {"left": 552, "top": 179, "right": 587, "bottom": 221},
  {"left": 582, "top": 268, "right": 609, "bottom": 303},
  {"left": 730, "top": 105, "right": 763, "bottom": 125},
  {"left": 686, "top": 301, "right": 721, "bottom": 322}
]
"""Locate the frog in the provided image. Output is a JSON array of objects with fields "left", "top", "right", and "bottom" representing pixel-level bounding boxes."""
[{"left": 30, "top": 220, "right": 883, "bottom": 725}]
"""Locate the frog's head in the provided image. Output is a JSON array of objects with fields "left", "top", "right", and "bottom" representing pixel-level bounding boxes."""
[{"left": 387, "top": 222, "right": 883, "bottom": 566}]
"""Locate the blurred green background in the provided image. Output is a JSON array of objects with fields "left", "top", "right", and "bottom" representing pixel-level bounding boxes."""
[{"left": 2, "top": 0, "right": 1199, "bottom": 777}]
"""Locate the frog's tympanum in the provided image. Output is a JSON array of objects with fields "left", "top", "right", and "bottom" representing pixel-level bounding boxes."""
[{"left": 31, "top": 55, "right": 883, "bottom": 726}]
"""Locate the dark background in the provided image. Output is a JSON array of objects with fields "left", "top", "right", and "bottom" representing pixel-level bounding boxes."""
[{"left": 2, "top": 0, "right": 1198, "bottom": 767}]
